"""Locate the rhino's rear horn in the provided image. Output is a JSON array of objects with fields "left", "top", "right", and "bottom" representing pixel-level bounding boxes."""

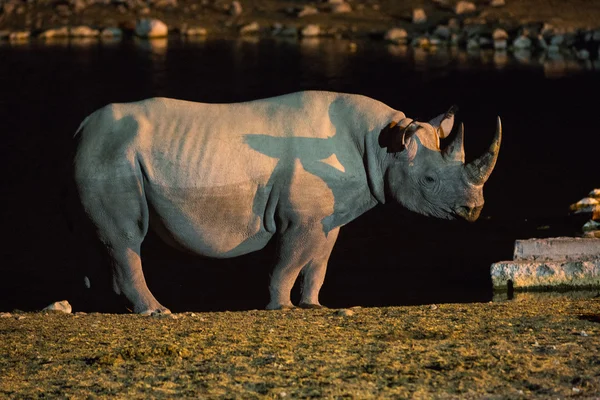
[
  {"left": 442, "top": 122, "right": 465, "bottom": 163},
  {"left": 464, "top": 116, "right": 502, "bottom": 185}
]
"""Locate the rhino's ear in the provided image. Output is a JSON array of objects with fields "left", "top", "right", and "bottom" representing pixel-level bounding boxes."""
[
  {"left": 429, "top": 105, "right": 458, "bottom": 139},
  {"left": 379, "top": 121, "right": 418, "bottom": 153}
]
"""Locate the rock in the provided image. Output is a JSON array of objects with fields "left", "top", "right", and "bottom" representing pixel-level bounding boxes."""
[
  {"left": 301, "top": 24, "right": 320, "bottom": 37},
  {"left": 297, "top": 5, "right": 318, "bottom": 17},
  {"left": 239, "top": 21, "right": 260, "bottom": 35},
  {"left": 39, "top": 27, "right": 69, "bottom": 38},
  {"left": 514, "top": 237, "right": 600, "bottom": 262},
  {"left": 43, "top": 300, "right": 72, "bottom": 314},
  {"left": 412, "top": 8, "right": 426, "bottom": 24},
  {"left": 184, "top": 27, "right": 207, "bottom": 36},
  {"left": 430, "top": 304, "right": 438, "bottom": 310},
  {"left": 384, "top": 28, "right": 408, "bottom": 44},
  {"left": 550, "top": 34, "right": 565, "bottom": 46},
  {"left": 583, "top": 220, "right": 600, "bottom": 232},
  {"left": 70, "top": 25, "right": 100, "bottom": 37},
  {"left": 467, "top": 37, "right": 479, "bottom": 49},
  {"left": 589, "top": 189, "right": 600, "bottom": 199},
  {"left": 135, "top": 19, "right": 168, "bottom": 38},
  {"left": 513, "top": 35, "right": 532, "bottom": 49},
  {"left": 331, "top": 2, "right": 351, "bottom": 14},
  {"left": 229, "top": 0, "right": 242, "bottom": 16},
  {"left": 583, "top": 231, "right": 600, "bottom": 238},
  {"left": 100, "top": 27, "right": 123, "bottom": 37},
  {"left": 491, "top": 259, "right": 600, "bottom": 289},
  {"left": 335, "top": 309, "right": 354, "bottom": 317},
  {"left": 455, "top": 1, "right": 476, "bottom": 15},
  {"left": 490, "top": 0, "right": 505, "bottom": 7},
  {"left": 433, "top": 25, "right": 451, "bottom": 39},
  {"left": 0, "top": 312, "right": 12, "bottom": 318},
  {"left": 576, "top": 49, "right": 590, "bottom": 60},
  {"left": 429, "top": 37, "right": 443, "bottom": 47},
  {"left": 9, "top": 31, "right": 30, "bottom": 41},
  {"left": 570, "top": 197, "right": 599, "bottom": 213},
  {"left": 492, "top": 28, "right": 508, "bottom": 41}
]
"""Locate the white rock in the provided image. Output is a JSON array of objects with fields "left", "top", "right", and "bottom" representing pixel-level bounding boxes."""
[
  {"left": 589, "top": 189, "right": 600, "bottom": 199},
  {"left": 185, "top": 27, "right": 207, "bottom": 36},
  {"left": 135, "top": 19, "right": 168, "bottom": 38},
  {"left": 70, "top": 25, "right": 100, "bottom": 37},
  {"left": 412, "top": 8, "right": 427, "bottom": 24},
  {"left": 297, "top": 5, "right": 318, "bottom": 17},
  {"left": 101, "top": 27, "right": 123, "bottom": 37},
  {"left": 301, "top": 24, "right": 320, "bottom": 37},
  {"left": 384, "top": 28, "right": 408, "bottom": 44},
  {"left": 229, "top": 0, "right": 242, "bottom": 16},
  {"left": 492, "top": 28, "right": 508, "bottom": 41},
  {"left": 513, "top": 35, "right": 532, "bottom": 49},
  {"left": 9, "top": 31, "right": 30, "bottom": 41},
  {"left": 490, "top": 0, "right": 505, "bottom": 7},
  {"left": 455, "top": 1, "right": 476, "bottom": 15},
  {"left": 331, "top": 2, "right": 351, "bottom": 13},
  {"left": 43, "top": 300, "right": 72, "bottom": 314},
  {"left": 39, "top": 27, "right": 69, "bottom": 38},
  {"left": 239, "top": 21, "right": 260, "bottom": 35},
  {"left": 433, "top": 25, "right": 450, "bottom": 39}
]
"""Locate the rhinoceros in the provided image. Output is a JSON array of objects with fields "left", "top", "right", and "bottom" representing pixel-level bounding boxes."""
[{"left": 72, "top": 91, "right": 501, "bottom": 314}]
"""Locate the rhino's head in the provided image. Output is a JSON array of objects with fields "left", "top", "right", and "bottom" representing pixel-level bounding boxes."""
[{"left": 379, "top": 107, "right": 501, "bottom": 222}]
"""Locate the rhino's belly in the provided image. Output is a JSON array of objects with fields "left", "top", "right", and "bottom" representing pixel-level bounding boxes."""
[{"left": 145, "top": 182, "right": 274, "bottom": 258}]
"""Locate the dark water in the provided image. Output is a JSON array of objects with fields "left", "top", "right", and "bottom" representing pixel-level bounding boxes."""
[{"left": 1, "top": 38, "right": 598, "bottom": 312}]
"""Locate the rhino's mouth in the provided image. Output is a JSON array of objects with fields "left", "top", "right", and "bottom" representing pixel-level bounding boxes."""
[{"left": 455, "top": 205, "right": 483, "bottom": 222}]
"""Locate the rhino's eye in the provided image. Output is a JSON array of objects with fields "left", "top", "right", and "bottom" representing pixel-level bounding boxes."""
[{"left": 424, "top": 176, "right": 436, "bottom": 184}]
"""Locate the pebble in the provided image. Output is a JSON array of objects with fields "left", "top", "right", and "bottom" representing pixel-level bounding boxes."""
[
  {"left": 433, "top": 25, "right": 451, "bottom": 39},
  {"left": 185, "top": 27, "right": 207, "bottom": 36},
  {"left": 39, "top": 27, "right": 69, "bottom": 38},
  {"left": 455, "top": 1, "right": 476, "bottom": 15},
  {"left": 70, "top": 25, "right": 99, "bottom": 37},
  {"left": 229, "top": 0, "right": 242, "bottom": 17},
  {"left": 100, "top": 27, "right": 123, "bottom": 37},
  {"left": 492, "top": 28, "right": 508, "bottom": 41},
  {"left": 550, "top": 34, "right": 565, "bottom": 46},
  {"left": 331, "top": 2, "right": 351, "bottom": 14},
  {"left": 412, "top": 8, "right": 426, "bottom": 24},
  {"left": 297, "top": 5, "right": 318, "bottom": 18},
  {"left": 239, "top": 21, "right": 260, "bottom": 35},
  {"left": 135, "top": 19, "right": 168, "bottom": 38},
  {"left": 301, "top": 24, "right": 320, "bottom": 37},
  {"left": 335, "top": 309, "right": 354, "bottom": 317},
  {"left": 430, "top": 304, "right": 438, "bottom": 310},
  {"left": 384, "top": 28, "right": 408, "bottom": 44},
  {"left": 513, "top": 35, "right": 532, "bottom": 49},
  {"left": 9, "top": 31, "right": 30, "bottom": 41},
  {"left": 0, "top": 312, "right": 12, "bottom": 318},
  {"left": 43, "top": 300, "right": 72, "bottom": 314}
]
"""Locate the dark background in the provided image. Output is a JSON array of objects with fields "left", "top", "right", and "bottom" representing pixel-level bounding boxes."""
[{"left": 1, "top": 38, "right": 598, "bottom": 312}]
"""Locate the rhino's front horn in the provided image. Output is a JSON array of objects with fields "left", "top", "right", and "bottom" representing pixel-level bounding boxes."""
[
  {"left": 464, "top": 116, "right": 502, "bottom": 185},
  {"left": 442, "top": 122, "right": 465, "bottom": 163}
]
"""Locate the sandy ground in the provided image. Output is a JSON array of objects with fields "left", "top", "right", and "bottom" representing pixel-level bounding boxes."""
[{"left": 1, "top": 297, "right": 599, "bottom": 398}]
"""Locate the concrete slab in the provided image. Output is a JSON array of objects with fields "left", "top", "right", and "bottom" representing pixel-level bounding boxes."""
[
  {"left": 513, "top": 237, "right": 600, "bottom": 261},
  {"left": 490, "top": 259, "right": 600, "bottom": 289}
]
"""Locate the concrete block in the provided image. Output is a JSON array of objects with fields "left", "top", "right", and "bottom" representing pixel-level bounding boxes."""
[
  {"left": 513, "top": 237, "right": 600, "bottom": 262},
  {"left": 490, "top": 259, "right": 600, "bottom": 289}
]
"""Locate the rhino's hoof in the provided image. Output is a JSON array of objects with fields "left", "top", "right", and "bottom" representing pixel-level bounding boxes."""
[
  {"left": 140, "top": 308, "right": 172, "bottom": 316},
  {"left": 265, "top": 304, "right": 297, "bottom": 311},
  {"left": 299, "top": 303, "right": 326, "bottom": 310}
]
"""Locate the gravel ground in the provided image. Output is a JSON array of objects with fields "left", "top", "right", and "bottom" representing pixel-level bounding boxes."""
[{"left": 1, "top": 297, "right": 599, "bottom": 398}]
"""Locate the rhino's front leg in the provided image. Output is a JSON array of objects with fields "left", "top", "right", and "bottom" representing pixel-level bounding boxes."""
[{"left": 266, "top": 226, "right": 340, "bottom": 310}]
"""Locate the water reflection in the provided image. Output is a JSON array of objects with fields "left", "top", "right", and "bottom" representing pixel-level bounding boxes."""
[{"left": 134, "top": 37, "right": 168, "bottom": 58}]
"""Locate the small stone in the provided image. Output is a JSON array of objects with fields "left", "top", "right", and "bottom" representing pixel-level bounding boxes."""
[
  {"left": 412, "top": 8, "right": 427, "bottom": 24},
  {"left": 239, "top": 21, "right": 260, "bottom": 35},
  {"left": 430, "top": 304, "right": 438, "bottom": 310},
  {"left": 490, "top": 0, "right": 505, "bottom": 7},
  {"left": 384, "top": 28, "right": 408, "bottom": 44},
  {"left": 100, "top": 27, "right": 123, "bottom": 37},
  {"left": 301, "top": 24, "right": 320, "bottom": 37},
  {"left": 429, "top": 37, "right": 443, "bottom": 47},
  {"left": 550, "top": 34, "right": 564, "bottom": 46},
  {"left": 331, "top": 2, "right": 351, "bottom": 13},
  {"left": 582, "top": 231, "right": 600, "bottom": 238},
  {"left": 43, "top": 300, "right": 72, "bottom": 314},
  {"left": 433, "top": 25, "right": 451, "bottom": 39},
  {"left": 17, "top": 316, "right": 26, "bottom": 320},
  {"left": 297, "top": 5, "right": 318, "bottom": 17},
  {"left": 580, "top": 330, "right": 589, "bottom": 337},
  {"left": 0, "top": 312, "right": 12, "bottom": 318},
  {"left": 185, "top": 27, "right": 207, "bottom": 36},
  {"left": 39, "top": 27, "right": 69, "bottom": 38},
  {"left": 335, "top": 309, "right": 354, "bottom": 316},
  {"left": 135, "top": 19, "right": 168, "bottom": 38},
  {"left": 455, "top": 1, "right": 476, "bottom": 15},
  {"left": 229, "top": 0, "right": 242, "bottom": 16},
  {"left": 576, "top": 49, "right": 590, "bottom": 60},
  {"left": 492, "top": 28, "right": 508, "bottom": 41},
  {"left": 513, "top": 35, "right": 532, "bottom": 49},
  {"left": 9, "top": 31, "right": 30, "bottom": 41},
  {"left": 70, "top": 25, "right": 100, "bottom": 37}
]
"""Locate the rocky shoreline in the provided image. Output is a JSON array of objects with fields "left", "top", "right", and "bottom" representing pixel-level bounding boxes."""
[{"left": 1, "top": 0, "right": 600, "bottom": 63}]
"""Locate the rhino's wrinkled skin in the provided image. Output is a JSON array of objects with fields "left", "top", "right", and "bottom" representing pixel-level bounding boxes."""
[{"left": 72, "top": 91, "right": 501, "bottom": 314}]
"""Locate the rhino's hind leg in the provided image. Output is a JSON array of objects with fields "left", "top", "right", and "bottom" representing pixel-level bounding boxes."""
[
  {"left": 267, "top": 226, "right": 339, "bottom": 310},
  {"left": 78, "top": 175, "right": 170, "bottom": 315}
]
